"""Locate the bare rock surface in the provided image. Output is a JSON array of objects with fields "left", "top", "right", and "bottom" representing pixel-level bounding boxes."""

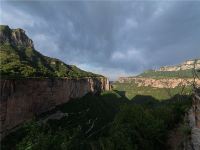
[
  {"left": 158, "top": 60, "right": 200, "bottom": 71},
  {"left": 187, "top": 88, "right": 200, "bottom": 150},
  {"left": 0, "top": 77, "right": 109, "bottom": 138},
  {"left": 0, "top": 25, "right": 34, "bottom": 48}
]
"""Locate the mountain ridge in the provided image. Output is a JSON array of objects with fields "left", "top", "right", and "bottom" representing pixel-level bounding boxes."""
[
  {"left": 157, "top": 59, "right": 200, "bottom": 72},
  {"left": 117, "top": 59, "right": 200, "bottom": 88},
  {"left": 0, "top": 25, "right": 101, "bottom": 78},
  {"left": 137, "top": 58, "right": 200, "bottom": 78}
]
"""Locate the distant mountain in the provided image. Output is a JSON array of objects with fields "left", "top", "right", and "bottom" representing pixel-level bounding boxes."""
[
  {"left": 138, "top": 59, "right": 200, "bottom": 78},
  {"left": 0, "top": 25, "right": 101, "bottom": 78},
  {"left": 157, "top": 59, "right": 200, "bottom": 71}
]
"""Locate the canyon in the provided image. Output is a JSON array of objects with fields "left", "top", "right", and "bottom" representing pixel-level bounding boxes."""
[
  {"left": 1, "top": 25, "right": 200, "bottom": 149},
  {"left": 0, "top": 77, "right": 109, "bottom": 138}
]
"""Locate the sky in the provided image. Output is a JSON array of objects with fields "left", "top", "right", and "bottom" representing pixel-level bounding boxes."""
[{"left": 0, "top": 0, "right": 200, "bottom": 80}]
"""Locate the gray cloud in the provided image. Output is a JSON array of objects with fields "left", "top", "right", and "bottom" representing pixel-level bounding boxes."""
[{"left": 1, "top": 1, "right": 200, "bottom": 80}]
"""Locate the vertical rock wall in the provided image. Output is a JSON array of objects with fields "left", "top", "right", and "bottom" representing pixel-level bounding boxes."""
[
  {"left": 187, "top": 87, "right": 200, "bottom": 150},
  {"left": 0, "top": 77, "right": 109, "bottom": 138}
]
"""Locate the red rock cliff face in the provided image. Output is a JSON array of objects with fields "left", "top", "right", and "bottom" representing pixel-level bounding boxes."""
[{"left": 0, "top": 77, "right": 109, "bottom": 137}]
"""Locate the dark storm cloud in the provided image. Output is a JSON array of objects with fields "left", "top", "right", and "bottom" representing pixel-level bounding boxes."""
[{"left": 1, "top": 1, "right": 200, "bottom": 80}]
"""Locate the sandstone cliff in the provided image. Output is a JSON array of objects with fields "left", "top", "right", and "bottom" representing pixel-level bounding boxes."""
[
  {"left": 118, "top": 77, "right": 200, "bottom": 88},
  {"left": 0, "top": 77, "right": 109, "bottom": 138},
  {"left": 158, "top": 59, "right": 200, "bottom": 71}
]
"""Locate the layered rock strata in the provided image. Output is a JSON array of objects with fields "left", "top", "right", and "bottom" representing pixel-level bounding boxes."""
[{"left": 118, "top": 77, "right": 200, "bottom": 88}]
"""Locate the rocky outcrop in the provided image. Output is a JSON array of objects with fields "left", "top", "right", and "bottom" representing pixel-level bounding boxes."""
[
  {"left": 192, "top": 88, "right": 200, "bottom": 128},
  {"left": 0, "top": 25, "right": 34, "bottom": 48},
  {"left": 0, "top": 77, "right": 109, "bottom": 138},
  {"left": 118, "top": 77, "right": 200, "bottom": 88},
  {"left": 187, "top": 87, "right": 200, "bottom": 150},
  {"left": 158, "top": 59, "right": 200, "bottom": 71}
]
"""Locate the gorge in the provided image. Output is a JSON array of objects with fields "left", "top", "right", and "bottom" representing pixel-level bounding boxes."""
[{"left": 0, "top": 25, "right": 200, "bottom": 150}]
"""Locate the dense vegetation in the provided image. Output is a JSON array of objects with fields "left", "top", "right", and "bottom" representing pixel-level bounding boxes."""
[
  {"left": 0, "top": 44, "right": 100, "bottom": 78},
  {"left": 138, "top": 69, "right": 200, "bottom": 78},
  {"left": 2, "top": 91, "right": 191, "bottom": 150},
  {"left": 0, "top": 26, "right": 101, "bottom": 78}
]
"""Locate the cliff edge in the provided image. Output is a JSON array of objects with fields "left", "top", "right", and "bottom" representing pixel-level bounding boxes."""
[{"left": 0, "top": 25, "right": 110, "bottom": 139}]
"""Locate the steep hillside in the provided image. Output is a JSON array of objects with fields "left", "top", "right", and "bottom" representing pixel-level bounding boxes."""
[
  {"left": 0, "top": 25, "right": 110, "bottom": 139},
  {"left": 0, "top": 25, "right": 101, "bottom": 78}
]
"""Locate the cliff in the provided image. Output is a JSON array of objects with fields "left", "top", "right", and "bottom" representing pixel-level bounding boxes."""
[
  {"left": 158, "top": 59, "right": 200, "bottom": 71},
  {"left": 0, "top": 25, "right": 34, "bottom": 48},
  {"left": 118, "top": 77, "right": 200, "bottom": 88},
  {"left": 119, "top": 58, "right": 200, "bottom": 88},
  {"left": 137, "top": 59, "right": 200, "bottom": 78},
  {"left": 0, "top": 77, "right": 109, "bottom": 138},
  {"left": 0, "top": 25, "right": 110, "bottom": 138},
  {"left": 187, "top": 87, "right": 200, "bottom": 150}
]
